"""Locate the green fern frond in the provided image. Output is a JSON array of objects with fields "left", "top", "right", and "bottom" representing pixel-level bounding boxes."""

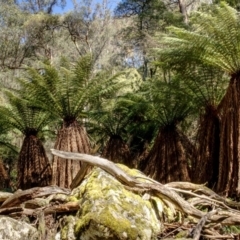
[
  {"left": 163, "top": 3, "right": 240, "bottom": 75},
  {"left": 0, "top": 91, "right": 51, "bottom": 136}
]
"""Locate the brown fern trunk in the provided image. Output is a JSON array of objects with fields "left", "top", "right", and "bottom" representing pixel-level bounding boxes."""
[
  {"left": 101, "top": 135, "right": 132, "bottom": 167},
  {"left": 0, "top": 160, "right": 9, "bottom": 190},
  {"left": 17, "top": 135, "right": 52, "bottom": 190},
  {"left": 52, "top": 120, "right": 90, "bottom": 188},
  {"left": 140, "top": 125, "right": 190, "bottom": 183},
  {"left": 192, "top": 104, "right": 220, "bottom": 189},
  {"left": 217, "top": 74, "right": 240, "bottom": 196}
]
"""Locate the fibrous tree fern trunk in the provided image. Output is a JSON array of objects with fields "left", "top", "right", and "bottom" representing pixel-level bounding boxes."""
[
  {"left": 0, "top": 160, "right": 9, "bottom": 190},
  {"left": 17, "top": 134, "right": 52, "bottom": 190},
  {"left": 101, "top": 135, "right": 132, "bottom": 168},
  {"left": 140, "top": 125, "right": 190, "bottom": 183},
  {"left": 52, "top": 120, "right": 90, "bottom": 188},
  {"left": 192, "top": 104, "right": 220, "bottom": 189},
  {"left": 217, "top": 75, "right": 240, "bottom": 196}
]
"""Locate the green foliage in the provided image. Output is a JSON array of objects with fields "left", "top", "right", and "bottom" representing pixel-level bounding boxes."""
[
  {"left": 115, "top": 0, "right": 168, "bottom": 32},
  {"left": 18, "top": 56, "right": 94, "bottom": 122},
  {"left": 142, "top": 76, "right": 194, "bottom": 127},
  {"left": 178, "top": 65, "right": 228, "bottom": 109},
  {"left": 0, "top": 91, "right": 52, "bottom": 136},
  {"left": 221, "top": 225, "right": 240, "bottom": 234},
  {"left": 163, "top": 3, "right": 240, "bottom": 75},
  {"left": 214, "top": 0, "right": 240, "bottom": 10},
  {"left": 88, "top": 69, "right": 147, "bottom": 148},
  {"left": 15, "top": 0, "right": 66, "bottom": 14},
  {"left": 18, "top": 55, "right": 141, "bottom": 129}
]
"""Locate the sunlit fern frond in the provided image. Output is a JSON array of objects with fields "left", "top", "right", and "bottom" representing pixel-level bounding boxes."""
[
  {"left": 18, "top": 55, "right": 142, "bottom": 124},
  {"left": 181, "top": 64, "right": 229, "bottom": 108},
  {"left": 0, "top": 91, "right": 52, "bottom": 136},
  {"left": 161, "top": 3, "right": 240, "bottom": 75},
  {"left": 143, "top": 76, "right": 194, "bottom": 127}
]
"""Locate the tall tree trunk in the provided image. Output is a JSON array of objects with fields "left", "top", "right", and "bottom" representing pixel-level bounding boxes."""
[
  {"left": 140, "top": 125, "right": 190, "bottom": 183},
  {"left": 52, "top": 120, "right": 90, "bottom": 188},
  {"left": 101, "top": 135, "right": 132, "bottom": 168},
  {"left": 192, "top": 104, "right": 220, "bottom": 189},
  {"left": 178, "top": 0, "right": 188, "bottom": 24},
  {"left": 217, "top": 74, "right": 240, "bottom": 196},
  {"left": 17, "top": 135, "right": 52, "bottom": 190}
]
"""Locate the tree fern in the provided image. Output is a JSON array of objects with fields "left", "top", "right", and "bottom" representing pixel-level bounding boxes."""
[
  {"left": 0, "top": 91, "right": 52, "bottom": 189},
  {"left": 20, "top": 55, "right": 141, "bottom": 187},
  {"left": 139, "top": 75, "right": 194, "bottom": 183},
  {"left": 158, "top": 3, "right": 240, "bottom": 196}
]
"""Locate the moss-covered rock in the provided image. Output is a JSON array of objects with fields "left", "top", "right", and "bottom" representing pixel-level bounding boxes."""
[{"left": 62, "top": 166, "right": 162, "bottom": 240}]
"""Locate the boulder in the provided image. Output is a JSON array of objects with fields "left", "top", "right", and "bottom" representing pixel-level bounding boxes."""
[
  {"left": 0, "top": 215, "right": 39, "bottom": 240},
  {"left": 60, "top": 165, "right": 162, "bottom": 240}
]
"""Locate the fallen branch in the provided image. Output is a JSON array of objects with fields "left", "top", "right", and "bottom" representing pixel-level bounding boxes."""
[
  {"left": 189, "top": 209, "right": 218, "bottom": 240},
  {"left": 1, "top": 186, "right": 70, "bottom": 209},
  {"left": 50, "top": 149, "right": 204, "bottom": 219},
  {"left": 0, "top": 192, "right": 13, "bottom": 203},
  {"left": 43, "top": 201, "right": 80, "bottom": 215}
]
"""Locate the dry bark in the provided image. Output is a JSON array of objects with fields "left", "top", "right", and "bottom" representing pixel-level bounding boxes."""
[
  {"left": 140, "top": 126, "right": 190, "bottom": 183},
  {"left": 192, "top": 104, "right": 220, "bottom": 188},
  {"left": 0, "top": 192, "right": 13, "bottom": 203},
  {"left": 101, "top": 135, "right": 132, "bottom": 167},
  {"left": 1, "top": 150, "right": 240, "bottom": 239},
  {"left": 50, "top": 149, "right": 240, "bottom": 228},
  {"left": 0, "top": 159, "right": 9, "bottom": 189},
  {"left": 217, "top": 75, "right": 240, "bottom": 196},
  {"left": 43, "top": 201, "right": 80, "bottom": 215},
  {"left": 0, "top": 186, "right": 70, "bottom": 209},
  {"left": 52, "top": 120, "right": 90, "bottom": 188},
  {"left": 17, "top": 135, "right": 52, "bottom": 190}
]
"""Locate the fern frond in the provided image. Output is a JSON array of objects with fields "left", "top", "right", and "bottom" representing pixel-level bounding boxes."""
[
  {"left": 162, "top": 3, "right": 240, "bottom": 75},
  {"left": 0, "top": 91, "right": 52, "bottom": 136}
]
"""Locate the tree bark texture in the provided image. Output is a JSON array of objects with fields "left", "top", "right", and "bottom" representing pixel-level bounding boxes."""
[
  {"left": 217, "top": 75, "right": 240, "bottom": 196},
  {"left": 17, "top": 135, "right": 52, "bottom": 190},
  {"left": 101, "top": 135, "right": 132, "bottom": 167},
  {"left": 51, "top": 120, "right": 90, "bottom": 188},
  {"left": 140, "top": 125, "right": 190, "bottom": 183},
  {"left": 0, "top": 160, "right": 9, "bottom": 189},
  {"left": 192, "top": 104, "right": 220, "bottom": 189}
]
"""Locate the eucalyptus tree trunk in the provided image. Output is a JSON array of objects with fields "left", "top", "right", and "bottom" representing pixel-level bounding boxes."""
[
  {"left": 52, "top": 120, "right": 90, "bottom": 188},
  {"left": 178, "top": 0, "right": 188, "bottom": 24},
  {"left": 140, "top": 125, "right": 190, "bottom": 183},
  {"left": 17, "top": 135, "right": 52, "bottom": 190}
]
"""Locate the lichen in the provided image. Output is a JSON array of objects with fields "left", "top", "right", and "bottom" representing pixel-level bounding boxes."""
[
  {"left": 67, "top": 196, "right": 79, "bottom": 202},
  {"left": 60, "top": 216, "right": 76, "bottom": 240},
  {"left": 70, "top": 167, "right": 161, "bottom": 239}
]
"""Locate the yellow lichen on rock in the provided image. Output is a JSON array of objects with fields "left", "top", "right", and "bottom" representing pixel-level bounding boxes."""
[{"left": 69, "top": 167, "right": 161, "bottom": 240}]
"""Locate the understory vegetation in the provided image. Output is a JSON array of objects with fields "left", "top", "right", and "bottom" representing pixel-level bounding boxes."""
[
  {"left": 1, "top": 0, "right": 240, "bottom": 238},
  {"left": 0, "top": 0, "right": 239, "bottom": 195}
]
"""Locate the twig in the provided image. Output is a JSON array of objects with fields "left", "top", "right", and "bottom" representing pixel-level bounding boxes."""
[{"left": 188, "top": 209, "right": 218, "bottom": 240}]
